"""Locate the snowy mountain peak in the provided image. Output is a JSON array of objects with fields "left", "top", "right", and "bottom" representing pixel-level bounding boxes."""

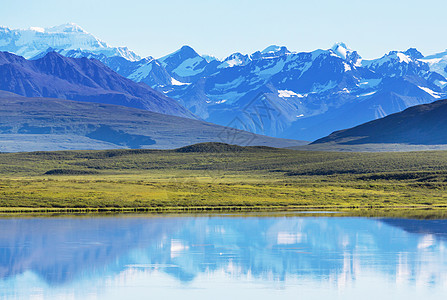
[
  {"left": 251, "top": 46, "right": 290, "bottom": 60},
  {"left": 0, "top": 26, "right": 13, "bottom": 34},
  {"left": 179, "top": 45, "right": 198, "bottom": 54},
  {"left": 0, "top": 23, "right": 141, "bottom": 61},
  {"left": 331, "top": 42, "right": 352, "bottom": 59},
  {"left": 158, "top": 45, "right": 209, "bottom": 79},
  {"left": 218, "top": 52, "right": 250, "bottom": 69},
  {"left": 330, "top": 43, "right": 358, "bottom": 59},
  {"left": 202, "top": 54, "right": 219, "bottom": 63},
  {"left": 160, "top": 45, "right": 200, "bottom": 61},
  {"left": 404, "top": 48, "right": 423, "bottom": 60},
  {"left": 388, "top": 51, "right": 413, "bottom": 63},
  {"left": 42, "top": 50, "right": 64, "bottom": 59},
  {"left": 29, "top": 27, "right": 45, "bottom": 33},
  {"left": 262, "top": 45, "right": 283, "bottom": 54},
  {"left": 159, "top": 46, "right": 203, "bottom": 66},
  {"left": 330, "top": 42, "right": 361, "bottom": 66},
  {"left": 360, "top": 48, "right": 434, "bottom": 79},
  {"left": 261, "top": 45, "right": 290, "bottom": 55},
  {"left": 45, "top": 23, "right": 87, "bottom": 33},
  {"left": 375, "top": 48, "right": 423, "bottom": 64}
]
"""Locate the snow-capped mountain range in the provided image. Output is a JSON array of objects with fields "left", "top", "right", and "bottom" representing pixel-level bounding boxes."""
[
  {"left": 0, "top": 23, "right": 140, "bottom": 61},
  {"left": 1, "top": 23, "right": 447, "bottom": 140}
]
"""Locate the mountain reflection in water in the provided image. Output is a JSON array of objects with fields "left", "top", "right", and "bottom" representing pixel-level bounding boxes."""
[{"left": 1, "top": 216, "right": 447, "bottom": 299}]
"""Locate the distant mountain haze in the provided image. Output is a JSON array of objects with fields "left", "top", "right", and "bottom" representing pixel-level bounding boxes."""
[{"left": 0, "top": 91, "right": 308, "bottom": 152}]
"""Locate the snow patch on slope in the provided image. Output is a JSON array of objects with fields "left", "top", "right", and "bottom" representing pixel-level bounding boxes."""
[
  {"left": 396, "top": 53, "right": 411, "bottom": 64},
  {"left": 418, "top": 86, "right": 442, "bottom": 99},
  {"left": 278, "top": 90, "right": 305, "bottom": 98},
  {"left": 343, "top": 62, "right": 352, "bottom": 71},
  {"left": 357, "top": 91, "right": 377, "bottom": 97},
  {"left": 171, "top": 78, "right": 190, "bottom": 86},
  {"left": 218, "top": 58, "right": 243, "bottom": 68},
  {"left": 434, "top": 80, "right": 447, "bottom": 89}
]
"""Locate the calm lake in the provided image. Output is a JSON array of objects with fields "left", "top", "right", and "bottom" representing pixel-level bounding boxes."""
[{"left": 1, "top": 213, "right": 447, "bottom": 299}]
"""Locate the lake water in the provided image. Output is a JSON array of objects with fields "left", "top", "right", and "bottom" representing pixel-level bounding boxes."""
[{"left": 1, "top": 214, "right": 447, "bottom": 299}]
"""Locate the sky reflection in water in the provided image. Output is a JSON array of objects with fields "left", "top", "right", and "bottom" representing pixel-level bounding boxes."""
[{"left": 1, "top": 215, "right": 447, "bottom": 299}]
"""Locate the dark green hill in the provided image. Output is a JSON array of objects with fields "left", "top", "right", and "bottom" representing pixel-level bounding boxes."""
[
  {"left": 308, "top": 98, "right": 447, "bottom": 149},
  {"left": 174, "top": 142, "right": 276, "bottom": 153}
]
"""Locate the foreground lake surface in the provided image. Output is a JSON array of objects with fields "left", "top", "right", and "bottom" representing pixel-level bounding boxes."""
[{"left": 1, "top": 214, "right": 447, "bottom": 299}]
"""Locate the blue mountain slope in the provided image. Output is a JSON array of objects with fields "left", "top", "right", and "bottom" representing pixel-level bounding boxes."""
[
  {"left": 311, "top": 97, "right": 447, "bottom": 145},
  {"left": 0, "top": 51, "right": 195, "bottom": 119}
]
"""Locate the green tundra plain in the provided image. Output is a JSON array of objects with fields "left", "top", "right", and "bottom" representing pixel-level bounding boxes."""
[{"left": 1, "top": 143, "right": 447, "bottom": 214}]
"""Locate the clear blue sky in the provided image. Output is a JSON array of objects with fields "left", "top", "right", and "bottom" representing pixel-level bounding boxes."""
[{"left": 1, "top": 0, "right": 446, "bottom": 59}]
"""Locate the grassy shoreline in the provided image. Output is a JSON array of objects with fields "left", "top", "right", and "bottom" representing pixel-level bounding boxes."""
[
  {"left": 3, "top": 204, "right": 447, "bottom": 213},
  {"left": 2, "top": 144, "right": 447, "bottom": 215},
  {"left": 3, "top": 206, "right": 447, "bottom": 220}
]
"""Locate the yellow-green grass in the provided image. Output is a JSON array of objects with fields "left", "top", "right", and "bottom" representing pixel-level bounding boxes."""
[{"left": 1, "top": 144, "right": 447, "bottom": 213}]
